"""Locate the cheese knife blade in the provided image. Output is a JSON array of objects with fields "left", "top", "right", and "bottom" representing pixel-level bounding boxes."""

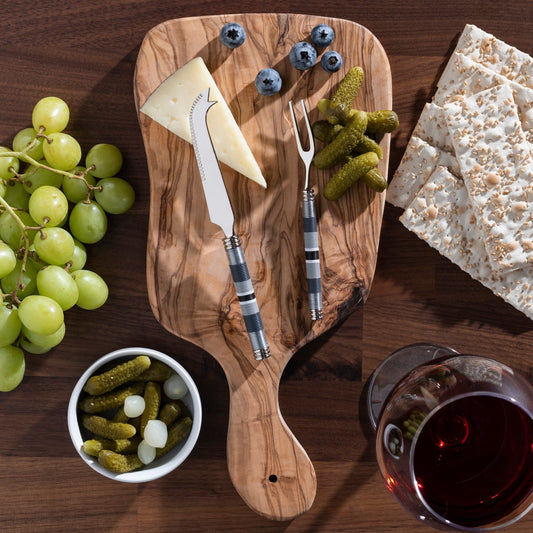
[{"left": 189, "top": 88, "right": 270, "bottom": 360}]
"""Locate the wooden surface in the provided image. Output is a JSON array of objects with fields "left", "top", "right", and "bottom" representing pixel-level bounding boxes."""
[
  {"left": 134, "top": 13, "right": 390, "bottom": 520},
  {"left": 1, "top": 1, "right": 532, "bottom": 532}
]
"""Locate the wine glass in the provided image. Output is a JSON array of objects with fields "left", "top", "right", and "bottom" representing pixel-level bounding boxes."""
[{"left": 367, "top": 343, "right": 533, "bottom": 531}]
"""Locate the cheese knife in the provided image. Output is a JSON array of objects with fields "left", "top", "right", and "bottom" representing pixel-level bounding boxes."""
[{"left": 189, "top": 88, "right": 270, "bottom": 360}]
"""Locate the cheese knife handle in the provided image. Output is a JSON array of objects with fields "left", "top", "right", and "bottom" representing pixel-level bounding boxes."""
[
  {"left": 302, "top": 188, "right": 323, "bottom": 320},
  {"left": 224, "top": 235, "right": 270, "bottom": 360}
]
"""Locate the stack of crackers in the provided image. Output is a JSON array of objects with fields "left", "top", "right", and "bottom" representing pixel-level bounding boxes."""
[{"left": 387, "top": 24, "right": 533, "bottom": 320}]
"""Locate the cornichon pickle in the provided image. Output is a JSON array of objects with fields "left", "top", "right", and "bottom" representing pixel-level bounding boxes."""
[
  {"left": 353, "top": 135, "right": 383, "bottom": 159},
  {"left": 175, "top": 399, "right": 192, "bottom": 419},
  {"left": 140, "top": 381, "right": 161, "bottom": 438},
  {"left": 111, "top": 406, "right": 129, "bottom": 423},
  {"left": 324, "top": 152, "right": 380, "bottom": 200},
  {"left": 313, "top": 111, "right": 368, "bottom": 169},
  {"left": 83, "top": 355, "right": 151, "bottom": 395},
  {"left": 98, "top": 449, "right": 143, "bottom": 473},
  {"left": 159, "top": 401, "right": 182, "bottom": 426},
  {"left": 82, "top": 439, "right": 106, "bottom": 457},
  {"left": 155, "top": 417, "right": 193, "bottom": 459},
  {"left": 319, "top": 66, "right": 364, "bottom": 125},
  {"left": 79, "top": 382, "right": 145, "bottom": 414},
  {"left": 365, "top": 110, "right": 399, "bottom": 134},
  {"left": 362, "top": 168, "right": 388, "bottom": 192},
  {"left": 312, "top": 120, "right": 343, "bottom": 143},
  {"left": 82, "top": 414, "right": 136, "bottom": 440},
  {"left": 134, "top": 359, "right": 173, "bottom": 382},
  {"left": 82, "top": 436, "right": 140, "bottom": 456}
]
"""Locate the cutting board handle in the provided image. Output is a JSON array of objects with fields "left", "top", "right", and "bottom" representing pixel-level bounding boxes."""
[{"left": 225, "top": 360, "right": 317, "bottom": 521}]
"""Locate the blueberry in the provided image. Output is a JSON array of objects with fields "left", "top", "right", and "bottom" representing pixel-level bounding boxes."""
[
  {"left": 254, "top": 68, "right": 282, "bottom": 96},
  {"left": 321, "top": 51, "right": 343, "bottom": 73},
  {"left": 311, "top": 24, "right": 335, "bottom": 48},
  {"left": 220, "top": 22, "right": 246, "bottom": 49},
  {"left": 289, "top": 42, "right": 317, "bottom": 71}
]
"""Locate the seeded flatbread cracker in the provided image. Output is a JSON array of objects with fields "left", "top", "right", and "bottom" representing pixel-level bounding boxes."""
[
  {"left": 400, "top": 166, "right": 490, "bottom": 277},
  {"left": 387, "top": 136, "right": 459, "bottom": 209},
  {"left": 434, "top": 52, "right": 533, "bottom": 147},
  {"left": 387, "top": 137, "right": 439, "bottom": 208},
  {"left": 401, "top": 166, "right": 533, "bottom": 320},
  {"left": 412, "top": 103, "right": 454, "bottom": 152},
  {"left": 454, "top": 24, "right": 533, "bottom": 90},
  {"left": 446, "top": 83, "right": 533, "bottom": 272}
]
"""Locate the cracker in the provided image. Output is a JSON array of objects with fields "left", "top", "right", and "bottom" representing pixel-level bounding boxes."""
[
  {"left": 412, "top": 103, "right": 454, "bottom": 152},
  {"left": 454, "top": 24, "right": 533, "bottom": 90},
  {"left": 434, "top": 52, "right": 533, "bottom": 146},
  {"left": 387, "top": 137, "right": 439, "bottom": 208},
  {"left": 387, "top": 136, "right": 459, "bottom": 209},
  {"left": 446, "top": 83, "right": 533, "bottom": 272},
  {"left": 401, "top": 166, "right": 533, "bottom": 320}
]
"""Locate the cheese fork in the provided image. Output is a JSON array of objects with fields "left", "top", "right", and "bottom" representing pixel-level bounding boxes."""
[{"left": 288, "top": 99, "right": 323, "bottom": 321}]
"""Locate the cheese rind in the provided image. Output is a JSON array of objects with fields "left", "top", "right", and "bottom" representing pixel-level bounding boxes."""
[{"left": 140, "top": 57, "right": 267, "bottom": 188}]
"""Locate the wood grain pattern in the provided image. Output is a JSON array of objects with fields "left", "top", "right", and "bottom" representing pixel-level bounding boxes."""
[{"left": 134, "top": 13, "right": 391, "bottom": 520}]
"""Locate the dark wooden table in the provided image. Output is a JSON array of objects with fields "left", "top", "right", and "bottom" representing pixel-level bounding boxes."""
[{"left": 1, "top": 1, "right": 532, "bottom": 531}]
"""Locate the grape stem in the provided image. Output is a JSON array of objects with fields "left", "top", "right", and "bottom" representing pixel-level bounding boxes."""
[
  {"left": 0, "top": 195, "right": 30, "bottom": 306},
  {"left": 0, "top": 139, "right": 96, "bottom": 304}
]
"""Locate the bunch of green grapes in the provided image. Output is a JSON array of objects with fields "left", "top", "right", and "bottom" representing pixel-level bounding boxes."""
[{"left": 0, "top": 96, "right": 135, "bottom": 392}]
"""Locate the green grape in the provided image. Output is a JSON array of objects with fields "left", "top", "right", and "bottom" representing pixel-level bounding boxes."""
[
  {"left": 62, "top": 166, "right": 96, "bottom": 203},
  {"left": 73, "top": 269, "right": 108, "bottom": 310},
  {"left": 19, "top": 338, "right": 51, "bottom": 355},
  {"left": 32, "top": 96, "right": 70, "bottom": 134},
  {"left": 0, "top": 241, "right": 17, "bottom": 278},
  {"left": 86, "top": 143, "right": 122, "bottom": 179},
  {"left": 0, "top": 259, "right": 38, "bottom": 299},
  {"left": 68, "top": 239, "right": 87, "bottom": 271},
  {"left": 0, "top": 345, "right": 25, "bottom": 391},
  {"left": 94, "top": 177, "right": 135, "bottom": 214},
  {"left": 3, "top": 180, "right": 29, "bottom": 210},
  {"left": 0, "top": 146, "right": 20, "bottom": 180},
  {"left": 33, "top": 226, "right": 74, "bottom": 265},
  {"left": 28, "top": 185, "right": 68, "bottom": 227},
  {"left": 69, "top": 200, "right": 107, "bottom": 243},
  {"left": 21, "top": 321, "right": 65, "bottom": 351},
  {"left": 13, "top": 127, "right": 44, "bottom": 160},
  {"left": 0, "top": 181, "right": 6, "bottom": 197},
  {"left": 22, "top": 162, "right": 63, "bottom": 194},
  {"left": 18, "top": 294, "right": 64, "bottom": 336},
  {"left": 36, "top": 265, "right": 78, "bottom": 310},
  {"left": 0, "top": 303, "right": 21, "bottom": 347},
  {"left": 43, "top": 132, "right": 81, "bottom": 171},
  {"left": 0, "top": 211, "right": 38, "bottom": 250}
]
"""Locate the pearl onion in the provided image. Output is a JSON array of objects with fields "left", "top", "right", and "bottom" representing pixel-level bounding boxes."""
[
  {"left": 137, "top": 440, "right": 156, "bottom": 465},
  {"left": 163, "top": 373, "right": 188, "bottom": 400},
  {"left": 123, "top": 394, "right": 145, "bottom": 418},
  {"left": 144, "top": 419, "right": 168, "bottom": 448}
]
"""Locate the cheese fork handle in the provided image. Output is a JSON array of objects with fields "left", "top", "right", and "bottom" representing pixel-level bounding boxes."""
[
  {"left": 302, "top": 188, "right": 323, "bottom": 320},
  {"left": 224, "top": 234, "right": 270, "bottom": 360}
]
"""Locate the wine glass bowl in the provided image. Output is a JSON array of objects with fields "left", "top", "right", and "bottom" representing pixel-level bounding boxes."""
[{"left": 371, "top": 345, "right": 533, "bottom": 531}]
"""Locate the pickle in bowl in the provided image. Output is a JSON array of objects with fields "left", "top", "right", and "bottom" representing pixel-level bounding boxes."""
[{"left": 67, "top": 347, "right": 202, "bottom": 483}]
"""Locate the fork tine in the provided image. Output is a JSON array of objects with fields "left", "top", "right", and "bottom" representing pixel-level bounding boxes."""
[
  {"left": 289, "top": 99, "right": 314, "bottom": 158},
  {"left": 298, "top": 99, "right": 315, "bottom": 156}
]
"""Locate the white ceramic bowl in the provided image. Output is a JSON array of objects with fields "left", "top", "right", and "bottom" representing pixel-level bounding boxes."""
[{"left": 68, "top": 347, "right": 202, "bottom": 482}]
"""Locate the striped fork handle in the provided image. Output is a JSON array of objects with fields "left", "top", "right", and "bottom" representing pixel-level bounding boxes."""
[
  {"left": 224, "top": 234, "right": 271, "bottom": 360},
  {"left": 302, "top": 188, "right": 323, "bottom": 320}
]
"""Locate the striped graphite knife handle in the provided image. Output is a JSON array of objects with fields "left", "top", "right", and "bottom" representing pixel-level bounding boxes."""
[
  {"left": 302, "top": 188, "right": 323, "bottom": 320},
  {"left": 223, "top": 234, "right": 270, "bottom": 360}
]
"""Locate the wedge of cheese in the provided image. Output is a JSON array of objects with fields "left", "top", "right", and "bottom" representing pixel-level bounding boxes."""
[{"left": 140, "top": 56, "right": 266, "bottom": 188}]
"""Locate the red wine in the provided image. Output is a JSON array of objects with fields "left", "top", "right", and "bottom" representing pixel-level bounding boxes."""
[{"left": 413, "top": 394, "right": 533, "bottom": 527}]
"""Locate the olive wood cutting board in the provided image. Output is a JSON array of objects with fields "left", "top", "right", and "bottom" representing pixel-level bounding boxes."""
[{"left": 134, "top": 13, "right": 391, "bottom": 521}]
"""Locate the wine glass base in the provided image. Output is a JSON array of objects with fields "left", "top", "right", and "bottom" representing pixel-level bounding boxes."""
[{"left": 367, "top": 343, "right": 459, "bottom": 430}]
